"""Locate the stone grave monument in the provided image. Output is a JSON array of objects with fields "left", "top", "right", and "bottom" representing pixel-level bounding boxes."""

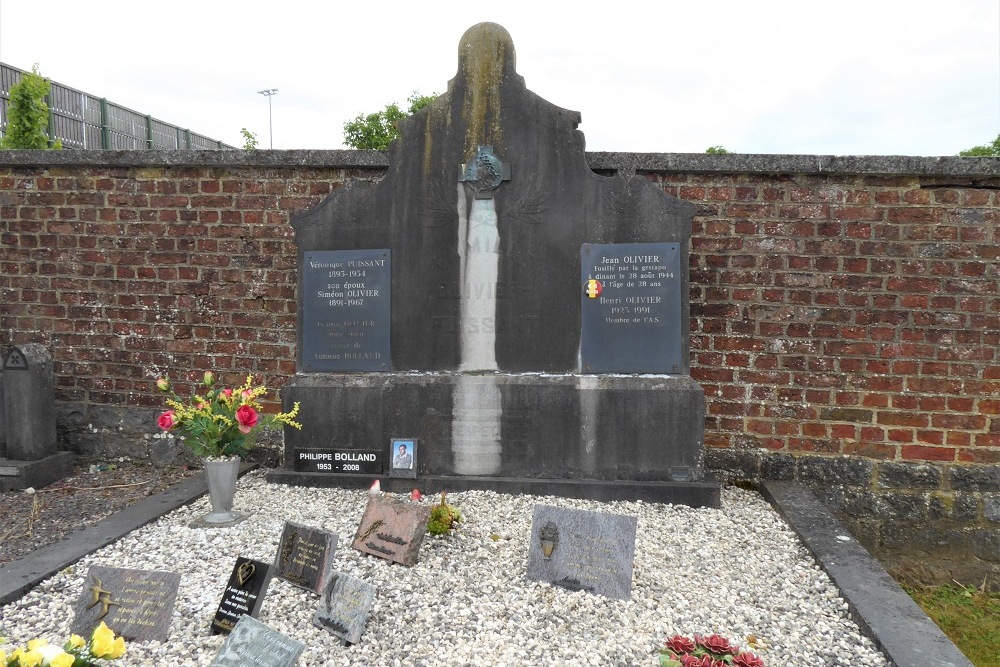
[
  {"left": 267, "top": 23, "right": 719, "bottom": 507},
  {"left": 0, "top": 344, "right": 74, "bottom": 490},
  {"left": 71, "top": 566, "right": 181, "bottom": 642}
]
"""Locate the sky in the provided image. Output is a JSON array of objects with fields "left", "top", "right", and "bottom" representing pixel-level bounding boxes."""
[{"left": 1, "top": 0, "right": 998, "bottom": 156}]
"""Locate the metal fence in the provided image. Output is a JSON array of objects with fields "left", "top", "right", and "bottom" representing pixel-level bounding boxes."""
[{"left": 0, "top": 63, "right": 235, "bottom": 150}]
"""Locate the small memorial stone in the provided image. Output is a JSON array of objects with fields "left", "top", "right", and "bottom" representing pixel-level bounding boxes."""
[
  {"left": 211, "top": 557, "right": 274, "bottom": 634},
  {"left": 351, "top": 495, "right": 431, "bottom": 566},
  {"left": 313, "top": 570, "right": 376, "bottom": 645},
  {"left": 70, "top": 566, "right": 181, "bottom": 642},
  {"left": 525, "top": 505, "right": 638, "bottom": 600},
  {"left": 274, "top": 521, "right": 338, "bottom": 594},
  {"left": 210, "top": 615, "right": 305, "bottom": 667}
]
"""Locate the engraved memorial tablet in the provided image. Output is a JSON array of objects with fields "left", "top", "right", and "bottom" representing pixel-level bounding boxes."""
[
  {"left": 211, "top": 557, "right": 274, "bottom": 634},
  {"left": 70, "top": 566, "right": 181, "bottom": 642},
  {"left": 210, "top": 615, "right": 305, "bottom": 667},
  {"left": 274, "top": 521, "right": 338, "bottom": 594},
  {"left": 313, "top": 571, "right": 376, "bottom": 645},
  {"left": 525, "top": 505, "right": 638, "bottom": 601},
  {"left": 351, "top": 495, "right": 431, "bottom": 566},
  {"left": 301, "top": 249, "right": 391, "bottom": 372},
  {"left": 581, "top": 242, "right": 682, "bottom": 373}
]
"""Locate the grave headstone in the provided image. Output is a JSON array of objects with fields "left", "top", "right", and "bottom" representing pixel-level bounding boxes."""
[
  {"left": 351, "top": 495, "right": 430, "bottom": 566},
  {"left": 211, "top": 557, "right": 274, "bottom": 634},
  {"left": 313, "top": 570, "right": 376, "bottom": 645},
  {"left": 273, "top": 521, "right": 337, "bottom": 594},
  {"left": 209, "top": 615, "right": 305, "bottom": 667},
  {"left": 70, "top": 566, "right": 181, "bottom": 642},
  {"left": 525, "top": 505, "right": 638, "bottom": 600}
]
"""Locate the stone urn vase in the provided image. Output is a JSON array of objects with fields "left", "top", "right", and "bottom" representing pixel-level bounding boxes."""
[{"left": 202, "top": 456, "right": 241, "bottom": 524}]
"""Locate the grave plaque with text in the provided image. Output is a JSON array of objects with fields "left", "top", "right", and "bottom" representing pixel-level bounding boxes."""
[
  {"left": 71, "top": 566, "right": 181, "bottom": 642},
  {"left": 351, "top": 495, "right": 431, "bottom": 566},
  {"left": 525, "top": 505, "right": 638, "bottom": 600},
  {"left": 210, "top": 616, "right": 305, "bottom": 667},
  {"left": 292, "top": 448, "right": 382, "bottom": 474},
  {"left": 313, "top": 570, "right": 376, "bottom": 645},
  {"left": 301, "top": 249, "right": 391, "bottom": 372},
  {"left": 274, "top": 521, "right": 338, "bottom": 594},
  {"left": 581, "top": 242, "right": 682, "bottom": 373},
  {"left": 211, "top": 557, "right": 274, "bottom": 634}
]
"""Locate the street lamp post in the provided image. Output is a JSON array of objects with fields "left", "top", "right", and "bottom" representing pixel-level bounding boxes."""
[{"left": 258, "top": 88, "right": 278, "bottom": 149}]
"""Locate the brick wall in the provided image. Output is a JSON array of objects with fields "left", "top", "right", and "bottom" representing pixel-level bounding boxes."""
[{"left": 1, "top": 150, "right": 998, "bottom": 583}]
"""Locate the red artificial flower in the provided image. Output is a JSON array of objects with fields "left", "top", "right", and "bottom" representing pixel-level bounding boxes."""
[
  {"left": 734, "top": 652, "right": 765, "bottom": 667},
  {"left": 220, "top": 388, "right": 233, "bottom": 398},
  {"left": 236, "top": 405, "right": 258, "bottom": 433},
  {"left": 157, "top": 411, "right": 176, "bottom": 430},
  {"left": 697, "top": 634, "right": 736, "bottom": 655},
  {"left": 665, "top": 636, "right": 697, "bottom": 655}
]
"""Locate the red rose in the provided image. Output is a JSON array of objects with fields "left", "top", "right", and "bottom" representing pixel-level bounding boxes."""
[
  {"left": 665, "top": 636, "right": 697, "bottom": 655},
  {"left": 236, "top": 405, "right": 258, "bottom": 433},
  {"left": 157, "top": 411, "right": 176, "bottom": 430},
  {"left": 697, "top": 634, "right": 736, "bottom": 655},
  {"left": 734, "top": 652, "right": 765, "bottom": 667},
  {"left": 220, "top": 388, "right": 233, "bottom": 398}
]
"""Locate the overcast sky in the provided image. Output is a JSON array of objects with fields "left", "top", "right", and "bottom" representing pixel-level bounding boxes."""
[{"left": 1, "top": 0, "right": 997, "bottom": 156}]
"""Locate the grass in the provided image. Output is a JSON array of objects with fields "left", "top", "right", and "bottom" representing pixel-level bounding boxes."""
[{"left": 904, "top": 583, "right": 1000, "bottom": 667}]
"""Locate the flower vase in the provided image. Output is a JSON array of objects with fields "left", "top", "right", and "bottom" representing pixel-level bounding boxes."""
[{"left": 202, "top": 456, "right": 241, "bottom": 524}]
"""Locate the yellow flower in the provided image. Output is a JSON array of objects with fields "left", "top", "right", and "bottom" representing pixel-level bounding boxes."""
[
  {"left": 20, "top": 649, "right": 44, "bottom": 667},
  {"left": 0, "top": 649, "right": 6, "bottom": 665},
  {"left": 108, "top": 636, "right": 126, "bottom": 660},
  {"left": 89, "top": 621, "right": 117, "bottom": 658},
  {"left": 66, "top": 634, "right": 86, "bottom": 650},
  {"left": 27, "top": 638, "right": 48, "bottom": 650},
  {"left": 49, "top": 650, "right": 76, "bottom": 667}
]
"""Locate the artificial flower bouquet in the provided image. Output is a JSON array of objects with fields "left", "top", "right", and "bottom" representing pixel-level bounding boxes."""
[
  {"left": 1, "top": 621, "right": 125, "bottom": 666},
  {"left": 156, "top": 372, "right": 301, "bottom": 458},
  {"left": 659, "top": 634, "right": 765, "bottom": 667}
]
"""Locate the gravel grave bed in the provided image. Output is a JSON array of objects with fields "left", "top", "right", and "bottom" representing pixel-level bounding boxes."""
[{"left": 0, "top": 471, "right": 889, "bottom": 667}]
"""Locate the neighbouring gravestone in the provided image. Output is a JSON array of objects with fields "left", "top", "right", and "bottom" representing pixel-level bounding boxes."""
[
  {"left": 313, "top": 570, "right": 376, "bottom": 645},
  {"left": 351, "top": 495, "right": 431, "bottom": 566},
  {"left": 210, "top": 615, "right": 305, "bottom": 667},
  {"left": 71, "top": 566, "right": 181, "bottom": 642},
  {"left": 525, "top": 505, "right": 638, "bottom": 601},
  {"left": 211, "top": 557, "right": 274, "bottom": 634},
  {"left": 274, "top": 521, "right": 338, "bottom": 594},
  {"left": 270, "top": 22, "right": 716, "bottom": 508}
]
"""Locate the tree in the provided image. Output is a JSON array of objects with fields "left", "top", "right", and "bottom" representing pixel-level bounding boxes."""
[
  {"left": 240, "top": 128, "right": 259, "bottom": 151},
  {"left": 958, "top": 134, "right": 1000, "bottom": 157},
  {"left": 1, "top": 64, "right": 61, "bottom": 149},
  {"left": 342, "top": 92, "right": 436, "bottom": 150},
  {"left": 705, "top": 145, "right": 731, "bottom": 154}
]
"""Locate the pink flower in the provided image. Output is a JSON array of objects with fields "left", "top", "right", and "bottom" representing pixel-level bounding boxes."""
[
  {"left": 664, "top": 636, "right": 697, "bottom": 655},
  {"left": 236, "top": 405, "right": 258, "bottom": 433},
  {"left": 157, "top": 411, "right": 176, "bottom": 430},
  {"left": 733, "top": 652, "right": 765, "bottom": 667},
  {"left": 241, "top": 389, "right": 253, "bottom": 399},
  {"left": 697, "top": 634, "right": 736, "bottom": 655},
  {"left": 155, "top": 377, "right": 170, "bottom": 392},
  {"left": 220, "top": 388, "right": 233, "bottom": 398}
]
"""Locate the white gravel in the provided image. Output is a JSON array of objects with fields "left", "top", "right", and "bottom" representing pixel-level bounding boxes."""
[{"left": 0, "top": 471, "right": 890, "bottom": 667}]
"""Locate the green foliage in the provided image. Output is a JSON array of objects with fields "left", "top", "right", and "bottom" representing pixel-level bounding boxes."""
[
  {"left": 427, "top": 491, "right": 461, "bottom": 535},
  {"left": 1, "top": 64, "right": 61, "bottom": 149},
  {"left": 905, "top": 582, "right": 1000, "bottom": 666},
  {"left": 958, "top": 134, "right": 1000, "bottom": 157},
  {"left": 342, "top": 91, "right": 437, "bottom": 150},
  {"left": 240, "top": 128, "right": 259, "bottom": 151},
  {"left": 705, "top": 145, "right": 731, "bottom": 154}
]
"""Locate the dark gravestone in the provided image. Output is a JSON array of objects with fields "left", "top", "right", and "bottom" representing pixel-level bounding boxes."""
[
  {"left": 210, "top": 615, "right": 305, "bottom": 667},
  {"left": 272, "top": 22, "right": 714, "bottom": 507},
  {"left": 71, "top": 566, "right": 181, "bottom": 642},
  {"left": 211, "top": 557, "right": 274, "bottom": 634},
  {"left": 351, "top": 495, "right": 430, "bottom": 566},
  {"left": 525, "top": 505, "right": 638, "bottom": 601},
  {"left": 313, "top": 570, "right": 376, "bottom": 645},
  {"left": 273, "top": 521, "right": 338, "bottom": 594}
]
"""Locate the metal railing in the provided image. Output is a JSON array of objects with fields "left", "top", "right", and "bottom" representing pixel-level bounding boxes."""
[{"left": 0, "top": 63, "right": 235, "bottom": 150}]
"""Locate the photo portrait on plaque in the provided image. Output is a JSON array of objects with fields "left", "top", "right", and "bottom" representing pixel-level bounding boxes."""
[{"left": 388, "top": 438, "right": 417, "bottom": 479}]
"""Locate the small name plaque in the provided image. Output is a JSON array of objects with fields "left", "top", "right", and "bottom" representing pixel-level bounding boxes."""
[{"left": 293, "top": 449, "right": 383, "bottom": 474}]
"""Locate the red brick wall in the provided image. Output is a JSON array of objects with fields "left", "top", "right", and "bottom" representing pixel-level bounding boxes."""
[{"left": 2, "top": 153, "right": 998, "bottom": 467}]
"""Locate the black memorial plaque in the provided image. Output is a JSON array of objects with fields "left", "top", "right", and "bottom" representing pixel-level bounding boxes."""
[
  {"left": 274, "top": 521, "right": 338, "bottom": 594},
  {"left": 211, "top": 557, "right": 274, "bottom": 635},
  {"left": 293, "top": 449, "right": 383, "bottom": 474},
  {"left": 580, "top": 243, "right": 682, "bottom": 373},
  {"left": 302, "top": 249, "right": 391, "bottom": 372}
]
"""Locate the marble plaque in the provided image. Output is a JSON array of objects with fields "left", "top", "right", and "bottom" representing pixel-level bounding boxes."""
[
  {"left": 274, "top": 521, "right": 338, "bottom": 594},
  {"left": 351, "top": 495, "right": 430, "bottom": 566},
  {"left": 525, "top": 505, "right": 638, "bottom": 600},
  {"left": 210, "top": 615, "right": 305, "bottom": 667},
  {"left": 70, "top": 566, "right": 181, "bottom": 642},
  {"left": 211, "top": 557, "right": 274, "bottom": 634},
  {"left": 313, "top": 570, "right": 376, "bottom": 645}
]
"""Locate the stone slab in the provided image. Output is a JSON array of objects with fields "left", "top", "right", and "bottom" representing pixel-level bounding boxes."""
[
  {"left": 3, "top": 344, "right": 57, "bottom": 461},
  {"left": 211, "top": 557, "right": 274, "bottom": 634},
  {"left": 761, "top": 481, "right": 974, "bottom": 667},
  {"left": 70, "top": 566, "right": 181, "bottom": 642},
  {"left": 273, "top": 521, "right": 338, "bottom": 594},
  {"left": 0, "top": 452, "right": 75, "bottom": 491},
  {"left": 210, "top": 615, "right": 305, "bottom": 667},
  {"left": 313, "top": 570, "right": 376, "bottom": 645},
  {"left": 351, "top": 495, "right": 430, "bottom": 566},
  {"left": 525, "top": 505, "right": 638, "bottom": 600}
]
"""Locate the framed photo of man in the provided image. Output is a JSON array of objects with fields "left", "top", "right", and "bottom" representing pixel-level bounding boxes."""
[{"left": 388, "top": 438, "right": 417, "bottom": 479}]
